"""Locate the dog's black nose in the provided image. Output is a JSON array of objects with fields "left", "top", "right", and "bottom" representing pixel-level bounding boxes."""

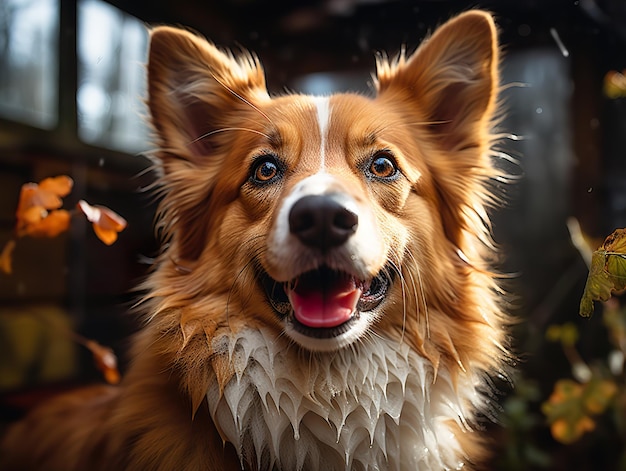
[{"left": 289, "top": 194, "right": 358, "bottom": 249}]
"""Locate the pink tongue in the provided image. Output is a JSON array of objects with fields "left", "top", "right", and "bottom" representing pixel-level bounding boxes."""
[{"left": 288, "top": 274, "right": 362, "bottom": 328}]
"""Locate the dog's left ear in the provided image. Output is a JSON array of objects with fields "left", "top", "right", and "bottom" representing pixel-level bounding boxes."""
[
  {"left": 376, "top": 10, "right": 498, "bottom": 152},
  {"left": 376, "top": 11, "right": 500, "bottom": 252}
]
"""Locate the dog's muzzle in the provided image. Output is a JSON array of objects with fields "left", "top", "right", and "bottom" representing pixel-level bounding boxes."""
[{"left": 261, "top": 192, "right": 393, "bottom": 341}]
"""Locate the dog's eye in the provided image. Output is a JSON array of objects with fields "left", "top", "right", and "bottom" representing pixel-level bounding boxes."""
[
  {"left": 368, "top": 152, "right": 398, "bottom": 180},
  {"left": 251, "top": 156, "right": 281, "bottom": 184}
]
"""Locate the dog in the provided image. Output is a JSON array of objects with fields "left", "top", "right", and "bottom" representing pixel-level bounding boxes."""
[{"left": 1, "top": 10, "right": 510, "bottom": 470}]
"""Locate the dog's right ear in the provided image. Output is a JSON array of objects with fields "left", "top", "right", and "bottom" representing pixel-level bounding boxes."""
[
  {"left": 147, "top": 26, "right": 269, "bottom": 160},
  {"left": 147, "top": 28, "right": 269, "bottom": 262}
]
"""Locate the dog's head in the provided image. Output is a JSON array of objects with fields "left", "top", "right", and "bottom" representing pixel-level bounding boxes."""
[{"left": 146, "top": 11, "right": 504, "bottom": 363}]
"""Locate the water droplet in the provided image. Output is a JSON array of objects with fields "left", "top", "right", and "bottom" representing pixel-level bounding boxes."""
[
  {"left": 518, "top": 24, "right": 531, "bottom": 37},
  {"left": 550, "top": 27, "right": 570, "bottom": 58}
]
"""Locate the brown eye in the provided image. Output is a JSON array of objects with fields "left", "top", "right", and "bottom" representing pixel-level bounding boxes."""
[
  {"left": 251, "top": 155, "right": 281, "bottom": 184},
  {"left": 369, "top": 152, "right": 398, "bottom": 180}
]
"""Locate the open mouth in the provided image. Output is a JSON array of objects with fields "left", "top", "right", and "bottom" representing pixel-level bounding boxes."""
[{"left": 261, "top": 265, "right": 392, "bottom": 339}]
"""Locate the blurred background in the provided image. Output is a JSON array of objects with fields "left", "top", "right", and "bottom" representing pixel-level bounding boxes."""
[{"left": 1, "top": 0, "right": 626, "bottom": 469}]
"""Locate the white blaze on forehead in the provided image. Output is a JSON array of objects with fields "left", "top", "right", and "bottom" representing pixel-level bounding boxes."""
[{"left": 312, "top": 96, "right": 331, "bottom": 171}]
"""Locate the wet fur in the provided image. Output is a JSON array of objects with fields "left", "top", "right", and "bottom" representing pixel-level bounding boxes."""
[{"left": 1, "top": 10, "right": 510, "bottom": 471}]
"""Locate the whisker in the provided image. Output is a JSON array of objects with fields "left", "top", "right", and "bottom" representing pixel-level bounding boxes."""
[
  {"left": 209, "top": 71, "right": 273, "bottom": 124},
  {"left": 398, "top": 268, "right": 408, "bottom": 345},
  {"left": 386, "top": 259, "right": 408, "bottom": 344},
  {"left": 415, "top": 265, "right": 429, "bottom": 340},
  {"left": 407, "top": 119, "right": 453, "bottom": 127},
  {"left": 491, "top": 151, "right": 520, "bottom": 166},
  {"left": 189, "top": 127, "right": 273, "bottom": 148},
  {"left": 403, "top": 263, "right": 420, "bottom": 335},
  {"left": 374, "top": 118, "right": 453, "bottom": 135},
  {"left": 404, "top": 249, "right": 429, "bottom": 339},
  {"left": 500, "top": 81, "right": 531, "bottom": 91},
  {"left": 225, "top": 236, "right": 266, "bottom": 323}
]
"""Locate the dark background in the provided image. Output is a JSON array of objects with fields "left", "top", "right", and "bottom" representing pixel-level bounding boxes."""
[{"left": 2, "top": 0, "right": 626, "bottom": 469}]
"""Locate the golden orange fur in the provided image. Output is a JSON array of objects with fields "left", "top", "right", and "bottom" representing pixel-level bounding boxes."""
[{"left": 1, "top": 10, "right": 510, "bottom": 471}]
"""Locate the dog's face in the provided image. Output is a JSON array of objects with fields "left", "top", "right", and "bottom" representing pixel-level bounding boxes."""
[
  {"left": 247, "top": 93, "right": 424, "bottom": 351},
  {"left": 147, "top": 12, "right": 502, "bottom": 360}
]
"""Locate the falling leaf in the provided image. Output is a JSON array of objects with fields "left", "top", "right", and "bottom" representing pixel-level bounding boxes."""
[
  {"left": 579, "top": 228, "right": 626, "bottom": 317},
  {"left": 77, "top": 200, "right": 127, "bottom": 245},
  {"left": 17, "top": 185, "right": 60, "bottom": 216},
  {"left": 14, "top": 176, "right": 74, "bottom": 239},
  {"left": 0, "top": 239, "right": 16, "bottom": 275},
  {"left": 85, "top": 340, "right": 121, "bottom": 385},
  {"left": 19, "top": 209, "right": 71, "bottom": 238},
  {"left": 16, "top": 176, "right": 73, "bottom": 216},
  {"left": 38, "top": 175, "right": 73, "bottom": 198},
  {"left": 20, "top": 205, "right": 48, "bottom": 226}
]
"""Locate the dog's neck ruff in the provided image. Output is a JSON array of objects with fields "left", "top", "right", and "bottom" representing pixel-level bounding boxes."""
[{"left": 205, "top": 328, "right": 476, "bottom": 470}]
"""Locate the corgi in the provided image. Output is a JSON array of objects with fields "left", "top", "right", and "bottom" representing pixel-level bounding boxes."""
[{"left": 1, "top": 10, "right": 510, "bottom": 471}]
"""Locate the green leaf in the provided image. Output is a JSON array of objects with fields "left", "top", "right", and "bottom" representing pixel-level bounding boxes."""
[
  {"left": 542, "top": 378, "right": 616, "bottom": 445},
  {"left": 545, "top": 323, "right": 579, "bottom": 347},
  {"left": 580, "top": 228, "right": 626, "bottom": 317},
  {"left": 560, "top": 323, "right": 579, "bottom": 347},
  {"left": 583, "top": 379, "right": 617, "bottom": 414}
]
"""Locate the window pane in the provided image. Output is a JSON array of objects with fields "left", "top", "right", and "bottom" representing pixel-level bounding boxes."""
[
  {"left": 0, "top": 0, "right": 59, "bottom": 128},
  {"left": 77, "top": 0, "right": 149, "bottom": 153}
]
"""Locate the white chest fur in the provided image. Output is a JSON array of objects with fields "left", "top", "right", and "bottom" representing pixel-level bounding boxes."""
[{"left": 205, "top": 329, "right": 477, "bottom": 470}]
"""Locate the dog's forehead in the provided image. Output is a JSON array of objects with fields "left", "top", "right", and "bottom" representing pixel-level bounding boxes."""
[{"left": 264, "top": 93, "right": 381, "bottom": 170}]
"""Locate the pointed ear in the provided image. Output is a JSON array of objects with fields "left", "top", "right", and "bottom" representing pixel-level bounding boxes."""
[
  {"left": 147, "top": 27, "right": 269, "bottom": 262},
  {"left": 376, "top": 11, "right": 499, "bottom": 151},
  {"left": 147, "top": 26, "right": 268, "bottom": 160}
]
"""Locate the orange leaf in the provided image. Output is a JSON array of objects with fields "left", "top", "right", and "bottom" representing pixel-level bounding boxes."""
[
  {"left": 19, "top": 206, "right": 47, "bottom": 227},
  {"left": 575, "top": 415, "right": 596, "bottom": 435},
  {"left": 17, "top": 183, "right": 59, "bottom": 211},
  {"left": 15, "top": 176, "right": 74, "bottom": 237},
  {"left": 16, "top": 180, "right": 66, "bottom": 214},
  {"left": 21, "top": 210, "right": 71, "bottom": 238},
  {"left": 38, "top": 175, "right": 73, "bottom": 198},
  {"left": 92, "top": 225, "right": 119, "bottom": 246},
  {"left": 15, "top": 186, "right": 59, "bottom": 230},
  {"left": 547, "top": 379, "right": 582, "bottom": 405},
  {"left": 77, "top": 200, "right": 127, "bottom": 245},
  {"left": 16, "top": 185, "right": 39, "bottom": 214},
  {"left": 551, "top": 419, "right": 574, "bottom": 444},
  {"left": 584, "top": 380, "right": 617, "bottom": 414},
  {"left": 550, "top": 416, "right": 595, "bottom": 445},
  {"left": 0, "top": 239, "right": 16, "bottom": 275},
  {"left": 85, "top": 340, "right": 121, "bottom": 385}
]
